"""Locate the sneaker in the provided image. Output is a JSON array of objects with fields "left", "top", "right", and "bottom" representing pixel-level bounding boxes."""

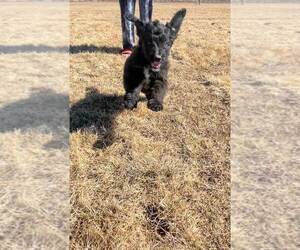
[{"left": 120, "top": 48, "right": 133, "bottom": 58}]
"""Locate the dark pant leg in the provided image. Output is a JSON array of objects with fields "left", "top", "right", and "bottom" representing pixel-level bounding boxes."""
[
  {"left": 119, "top": 0, "right": 136, "bottom": 49},
  {"left": 139, "top": 0, "right": 153, "bottom": 23}
]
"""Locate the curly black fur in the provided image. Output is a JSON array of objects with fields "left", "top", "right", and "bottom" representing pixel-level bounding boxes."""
[{"left": 123, "top": 8, "right": 186, "bottom": 111}]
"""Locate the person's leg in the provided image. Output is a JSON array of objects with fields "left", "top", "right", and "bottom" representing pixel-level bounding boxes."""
[
  {"left": 139, "top": 0, "right": 153, "bottom": 23},
  {"left": 148, "top": 0, "right": 153, "bottom": 21},
  {"left": 119, "top": 0, "right": 136, "bottom": 49}
]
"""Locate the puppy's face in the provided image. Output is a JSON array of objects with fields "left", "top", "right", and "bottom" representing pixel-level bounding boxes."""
[
  {"left": 141, "top": 22, "right": 170, "bottom": 72},
  {"left": 128, "top": 8, "right": 186, "bottom": 72}
]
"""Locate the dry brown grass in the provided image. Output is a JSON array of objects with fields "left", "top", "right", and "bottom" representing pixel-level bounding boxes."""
[
  {"left": 0, "top": 3, "right": 69, "bottom": 249},
  {"left": 231, "top": 4, "right": 300, "bottom": 250},
  {"left": 70, "top": 3, "right": 230, "bottom": 249}
]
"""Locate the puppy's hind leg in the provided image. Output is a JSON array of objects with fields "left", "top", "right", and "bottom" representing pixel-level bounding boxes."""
[
  {"left": 124, "top": 84, "right": 143, "bottom": 110},
  {"left": 146, "top": 80, "right": 167, "bottom": 112}
]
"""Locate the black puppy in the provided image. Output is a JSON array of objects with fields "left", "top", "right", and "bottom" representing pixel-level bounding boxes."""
[{"left": 123, "top": 8, "right": 186, "bottom": 111}]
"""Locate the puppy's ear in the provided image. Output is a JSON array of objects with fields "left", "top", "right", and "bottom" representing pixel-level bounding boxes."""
[
  {"left": 126, "top": 14, "right": 145, "bottom": 36},
  {"left": 166, "top": 8, "right": 186, "bottom": 42}
]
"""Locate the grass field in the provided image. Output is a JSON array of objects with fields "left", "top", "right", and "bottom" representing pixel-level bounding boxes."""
[
  {"left": 231, "top": 4, "right": 300, "bottom": 250},
  {"left": 0, "top": 3, "right": 69, "bottom": 249},
  {"left": 1, "top": 2, "right": 298, "bottom": 249},
  {"left": 70, "top": 3, "right": 230, "bottom": 249}
]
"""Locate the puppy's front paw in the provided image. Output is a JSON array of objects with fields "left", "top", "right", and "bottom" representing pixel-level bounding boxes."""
[
  {"left": 124, "top": 95, "right": 137, "bottom": 110},
  {"left": 147, "top": 99, "right": 163, "bottom": 112}
]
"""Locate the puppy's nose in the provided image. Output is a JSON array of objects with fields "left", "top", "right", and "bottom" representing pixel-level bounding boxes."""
[{"left": 154, "top": 55, "right": 162, "bottom": 62}]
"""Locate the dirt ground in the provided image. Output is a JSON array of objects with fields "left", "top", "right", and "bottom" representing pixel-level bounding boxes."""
[{"left": 70, "top": 3, "right": 230, "bottom": 249}]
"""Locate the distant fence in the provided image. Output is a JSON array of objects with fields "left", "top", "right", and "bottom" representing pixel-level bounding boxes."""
[
  {"left": 65, "top": 0, "right": 231, "bottom": 2},
  {"left": 231, "top": 0, "right": 300, "bottom": 2},
  {"left": 67, "top": 0, "right": 298, "bottom": 2},
  {"left": 1, "top": 0, "right": 298, "bottom": 2},
  {"left": 71, "top": 0, "right": 231, "bottom": 2},
  {"left": 0, "top": 0, "right": 231, "bottom": 2}
]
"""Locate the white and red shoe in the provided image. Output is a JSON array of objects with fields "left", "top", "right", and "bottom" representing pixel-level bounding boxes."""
[{"left": 120, "top": 48, "right": 133, "bottom": 58}]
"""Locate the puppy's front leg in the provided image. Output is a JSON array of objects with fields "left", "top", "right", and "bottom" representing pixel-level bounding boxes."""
[
  {"left": 146, "top": 80, "right": 167, "bottom": 112},
  {"left": 124, "top": 84, "right": 142, "bottom": 110}
]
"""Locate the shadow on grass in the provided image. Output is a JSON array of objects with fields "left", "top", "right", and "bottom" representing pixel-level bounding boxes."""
[
  {"left": 0, "top": 44, "right": 121, "bottom": 54},
  {"left": 0, "top": 44, "right": 68, "bottom": 54},
  {"left": 70, "top": 45, "right": 121, "bottom": 54},
  {"left": 70, "top": 87, "right": 124, "bottom": 149},
  {"left": 0, "top": 88, "right": 68, "bottom": 149}
]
